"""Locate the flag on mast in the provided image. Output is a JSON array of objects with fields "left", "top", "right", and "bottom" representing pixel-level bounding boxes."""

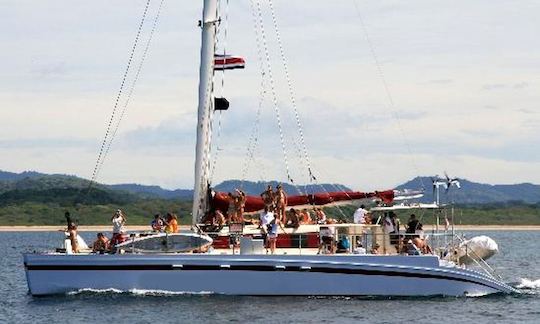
[{"left": 214, "top": 54, "right": 245, "bottom": 70}]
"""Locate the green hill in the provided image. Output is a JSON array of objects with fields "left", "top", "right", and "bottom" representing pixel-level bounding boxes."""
[{"left": 0, "top": 170, "right": 538, "bottom": 225}]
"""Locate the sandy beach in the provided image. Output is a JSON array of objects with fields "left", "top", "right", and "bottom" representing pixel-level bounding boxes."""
[{"left": 1, "top": 224, "right": 540, "bottom": 232}]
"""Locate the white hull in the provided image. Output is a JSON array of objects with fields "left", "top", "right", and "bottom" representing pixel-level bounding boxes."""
[{"left": 24, "top": 253, "right": 516, "bottom": 296}]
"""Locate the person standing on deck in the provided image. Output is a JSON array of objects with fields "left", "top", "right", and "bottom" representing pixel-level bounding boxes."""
[
  {"left": 226, "top": 192, "right": 236, "bottom": 223},
  {"left": 384, "top": 212, "right": 399, "bottom": 245},
  {"left": 353, "top": 204, "right": 368, "bottom": 224},
  {"left": 65, "top": 211, "right": 79, "bottom": 253},
  {"left": 234, "top": 189, "right": 246, "bottom": 224},
  {"left": 406, "top": 214, "right": 421, "bottom": 238},
  {"left": 260, "top": 185, "right": 275, "bottom": 211},
  {"left": 111, "top": 209, "right": 127, "bottom": 246},
  {"left": 266, "top": 217, "right": 285, "bottom": 254},
  {"left": 274, "top": 184, "right": 288, "bottom": 223}
]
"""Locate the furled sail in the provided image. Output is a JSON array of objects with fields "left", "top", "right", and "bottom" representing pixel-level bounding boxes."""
[{"left": 211, "top": 190, "right": 394, "bottom": 213}]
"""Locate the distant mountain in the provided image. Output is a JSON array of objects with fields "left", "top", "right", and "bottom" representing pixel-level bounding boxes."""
[
  {"left": 0, "top": 173, "right": 92, "bottom": 194},
  {"left": 396, "top": 176, "right": 540, "bottom": 204},
  {"left": 0, "top": 173, "right": 138, "bottom": 206},
  {"left": 1, "top": 170, "right": 538, "bottom": 205},
  {"left": 108, "top": 183, "right": 193, "bottom": 199},
  {"left": 0, "top": 170, "right": 45, "bottom": 181}
]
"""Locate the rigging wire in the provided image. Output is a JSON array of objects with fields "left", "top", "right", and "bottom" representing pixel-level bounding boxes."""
[
  {"left": 253, "top": 0, "right": 295, "bottom": 186},
  {"left": 351, "top": 0, "right": 425, "bottom": 190},
  {"left": 87, "top": 0, "right": 152, "bottom": 191},
  {"left": 240, "top": 0, "right": 269, "bottom": 186},
  {"left": 267, "top": 0, "right": 317, "bottom": 183},
  {"left": 95, "top": 0, "right": 166, "bottom": 181}
]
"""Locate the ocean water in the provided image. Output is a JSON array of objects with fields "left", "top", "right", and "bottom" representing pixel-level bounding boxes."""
[{"left": 1, "top": 231, "right": 539, "bottom": 323}]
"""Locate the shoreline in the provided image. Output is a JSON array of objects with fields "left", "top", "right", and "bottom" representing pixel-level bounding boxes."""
[{"left": 1, "top": 224, "right": 540, "bottom": 232}]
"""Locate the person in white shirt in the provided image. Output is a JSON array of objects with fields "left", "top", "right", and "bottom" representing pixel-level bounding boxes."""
[
  {"left": 111, "top": 209, "right": 127, "bottom": 246},
  {"left": 383, "top": 213, "right": 395, "bottom": 233},
  {"left": 353, "top": 204, "right": 368, "bottom": 224},
  {"left": 259, "top": 206, "right": 275, "bottom": 228},
  {"left": 353, "top": 241, "right": 366, "bottom": 254}
]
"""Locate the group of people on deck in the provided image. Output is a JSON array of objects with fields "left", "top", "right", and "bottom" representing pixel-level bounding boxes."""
[
  {"left": 85, "top": 209, "right": 180, "bottom": 254},
  {"left": 150, "top": 212, "right": 179, "bottom": 233},
  {"left": 381, "top": 212, "right": 432, "bottom": 255},
  {"left": 227, "top": 189, "right": 247, "bottom": 223}
]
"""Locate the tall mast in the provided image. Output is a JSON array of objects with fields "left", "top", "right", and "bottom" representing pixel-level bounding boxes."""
[{"left": 192, "top": 0, "right": 218, "bottom": 225}]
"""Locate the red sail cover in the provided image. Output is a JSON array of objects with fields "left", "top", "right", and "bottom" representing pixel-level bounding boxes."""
[{"left": 212, "top": 190, "right": 394, "bottom": 213}]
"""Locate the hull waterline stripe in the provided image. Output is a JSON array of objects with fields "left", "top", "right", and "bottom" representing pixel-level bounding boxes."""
[{"left": 25, "top": 264, "right": 501, "bottom": 290}]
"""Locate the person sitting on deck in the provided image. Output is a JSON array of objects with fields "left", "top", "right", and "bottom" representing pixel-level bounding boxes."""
[
  {"left": 164, "top": 213, "right": 179, "bottom": 233},
  {"left": 412, "top": 236, "right": 432, "bottom": 255},
  {"left": 92, "top": 232, "right": 110, "bottom": 253},
  {"left": 300, "top": 209, "right": 312, "bottom": 225},
  {"left": 285, "top": 208, "right": 300, "bottom": 229},
  {"left": 364, "top": 212, "right": 373, "bottom": 225},
  {"left": 407, "top": 239, "right": 422, "bottom": 255},
  {"left": 274, "top": 184, "right": 288, "bottom": 223},
  {"left": 213, "top": 210, "right": 226, "bottom": 228},
  {"left": 353, "top": 240, "right": 367, "bottom": 254},
  {"left": 318, "top": 226, "right": 336, "bottom": 254},
  {"left": 151, "top": 213, "right": 165, "bottom": 232},
  {"left": 315, "top": 208, "right": 327, "bottom": 224},
  {"left": 370, "top": 243, "right": 381, "bottom": 255},
  {"left": 336, "top": 235, "right": 351, "bottom": 253}
]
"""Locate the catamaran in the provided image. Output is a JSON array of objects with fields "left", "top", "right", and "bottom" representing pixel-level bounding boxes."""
[{"left": 23, "top": 0, "right": 517, "bottom": 296}]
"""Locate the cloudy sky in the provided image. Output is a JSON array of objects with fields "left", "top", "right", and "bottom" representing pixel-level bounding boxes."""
[{"left": 1, "top": 0, "right": 539, "bottom": 191}]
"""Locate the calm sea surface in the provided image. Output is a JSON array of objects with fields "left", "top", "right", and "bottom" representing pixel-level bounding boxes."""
[{"left": 1, "top": 231, "right": 539, "bottom": 323}]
